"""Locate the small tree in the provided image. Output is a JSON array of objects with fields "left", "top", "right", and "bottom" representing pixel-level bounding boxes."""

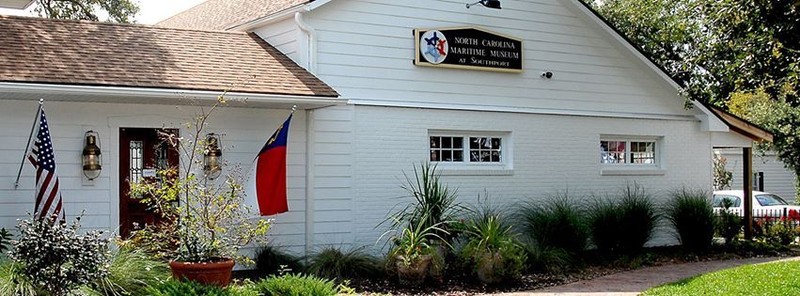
[
  {"left": 713, "top": 153, "right": 733, "bottom": 190},
  {"left": 129, "top": 95, "right": 270, "bottom": 264}
]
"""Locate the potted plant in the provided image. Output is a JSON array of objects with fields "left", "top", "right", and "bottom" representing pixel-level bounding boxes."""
[
  {"left": 382, "top": 163, "right": 462, "bottom": 282},
  {"left": 387, "top": 216, "right": 448, "bottom": 286},
  {"left": 129, "top": 96, "right": 270, "bottom": 287},
  {"left": 458, "top": 208, "right": 526, "bottom": 284}
]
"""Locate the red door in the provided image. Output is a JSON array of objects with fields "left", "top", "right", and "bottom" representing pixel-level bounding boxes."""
[{"left": 119, "top": 128, "right": 179, "bottom": 238}]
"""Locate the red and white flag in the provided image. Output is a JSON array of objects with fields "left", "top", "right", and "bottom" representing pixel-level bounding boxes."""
[{"left": 27, "top": 107, "right": 64, "bottom": 221}]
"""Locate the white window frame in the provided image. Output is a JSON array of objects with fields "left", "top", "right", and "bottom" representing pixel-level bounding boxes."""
[
  {"left": 600, "top": 135, "right": 665, "bottom": 176},
  {"left": 429, "top": 131, "right": 512, "bottom": 175}
]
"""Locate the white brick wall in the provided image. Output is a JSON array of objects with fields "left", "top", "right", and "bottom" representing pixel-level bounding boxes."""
[{"left": 350, "top": 105, "right": 713, "bottom": 252}]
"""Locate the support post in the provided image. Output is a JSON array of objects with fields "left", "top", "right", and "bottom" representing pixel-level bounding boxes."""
[{"left": 743, "top": 146, "right": 753, "bottom": 240}]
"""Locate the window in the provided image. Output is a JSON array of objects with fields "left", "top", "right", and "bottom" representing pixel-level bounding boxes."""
[
  {"left": 430, "top": 134, "right": 504, "bottom": 164},
  {"left": 600, "top": 139, "right": 658, "bottom": 165},
  {"left": 430, "top": 136, "right": 464, "bottom": 162},
  {"left": 129, "top": 140, "right": 143, "bottom": 184},
  {"left": 755, "top": 194, "right": 789, "bottom": 206},
  {"left": 712, "top": 194, "right": 741, "bottom": 208}
]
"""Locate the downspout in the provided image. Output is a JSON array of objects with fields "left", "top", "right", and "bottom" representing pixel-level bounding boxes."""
[
  {"left": 304, "top": 109, "right": 316, "bottom": 257},
  {"left": 294, "top": 11, "right": 317, "bottom": 74}
]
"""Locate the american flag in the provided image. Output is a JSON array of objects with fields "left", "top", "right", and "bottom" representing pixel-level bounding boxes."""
[{"left": 27, "top": 108, "right": 64, "bottom": 221}]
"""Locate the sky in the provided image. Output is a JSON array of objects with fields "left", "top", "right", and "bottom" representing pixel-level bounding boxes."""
[{"left": 0, "top": 0, "right": 206, "bottom": 24}]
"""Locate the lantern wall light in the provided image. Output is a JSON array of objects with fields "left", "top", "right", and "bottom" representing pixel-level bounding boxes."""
[
  {"left": 203, "top": 133, "right": 223, "bottom": 179},
  {"left": 466, "top": 0, "right": 501, "bottom": 9},
  {"left": 82, "top": 130, "right": 102, "bottom": 180}
]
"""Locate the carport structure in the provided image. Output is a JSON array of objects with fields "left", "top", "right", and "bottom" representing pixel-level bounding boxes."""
[{"left": 705, "top": 104, "right": 774, "bottom": 239}]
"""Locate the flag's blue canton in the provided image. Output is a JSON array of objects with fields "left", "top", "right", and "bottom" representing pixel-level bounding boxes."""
[{"left": 36, "top": 113, "right": 55, "bottom": 171}]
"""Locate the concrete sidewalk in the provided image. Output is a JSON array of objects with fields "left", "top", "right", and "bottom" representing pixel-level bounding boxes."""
[{"left": 490, "top": 256, "right": 795, "bottom": 296}]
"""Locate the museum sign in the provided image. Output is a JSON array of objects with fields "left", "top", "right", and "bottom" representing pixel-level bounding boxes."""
[{"left": 414, "top": 27, "right": 523, "bottom": 73}]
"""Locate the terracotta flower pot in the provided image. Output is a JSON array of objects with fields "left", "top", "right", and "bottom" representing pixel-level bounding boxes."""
[{"left": 169, "top": 258, "right": 235, "bottom": 287}]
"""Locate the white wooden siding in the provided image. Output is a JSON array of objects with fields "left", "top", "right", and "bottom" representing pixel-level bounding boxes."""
[
  {"left": 253, "top": 17, "right": 303, "bottom": 66},
  {"left": 309, "top": 105, "right": 355, "bottom": 249},
  {"left": 718, "top": 148, "right": 798, "bottom": 202},
  {"left": 0, "top": 99, "right": 310, "bottom": 253},
  {"left": 302, "top": 0, "right": 688, "bottom": 117}
]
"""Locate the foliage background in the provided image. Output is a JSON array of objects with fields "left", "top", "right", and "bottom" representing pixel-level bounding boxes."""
[{"left": 589, "top": 0, "right": 800, "bottom": 196}]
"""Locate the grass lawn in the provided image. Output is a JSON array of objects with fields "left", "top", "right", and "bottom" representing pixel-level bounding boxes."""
[{"left": 643, "top": 260, "right": 800, "bottom": 296}]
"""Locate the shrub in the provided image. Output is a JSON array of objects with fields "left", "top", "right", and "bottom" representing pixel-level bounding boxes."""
[
  {"left": 307, "top": 246, "right": 382, "bottom": 280},
  {"left": 227, "top": 282, "right": 261, "bottom": 296},
  {"left": 519, "top": 192, "right": 589, "bottom": 256},
  {"left": 525, "top": 244, "right": 572, "bottom": 273},
  {"left": 0, "top": 260, "right": 37, "bottom": 296},
  {"left": 665, "top": 188, "right": 715, "bottom": 253},
  {"left": 588, "top": 198, "right": 622, "bottom": 255},
  {"left": 616, "top": 184, "right": 658, "bottom": 254},
  {"left": 10, "top": 217, "right": 111, "bottom": 296},
  {"left": 715, "top": 198, "right": 741, "bottom": 244},
  {"left": 145, "top": 279, "right": 230, "bottom": 296},
  {"left": 84, "top": 247, "right": 170, "bottom": 296},
  {"left": 765, "top": 220, "right": 795, "bottom": 245},
  {"left": 118, "top": 218, "right": 180, "bottom": 262},
  {"left": 0, "top": 228, "right": 11, "bottom": 256},
  {"left": 458, "top": 207, "right": 526, "bottom": 283},
  {"left": 254, "top": 245, "right": 305, "bottom": 276},
  {"left": 145, "top": 279, "right": 261, "bottom": 296},
  {"left": 588, "top": 184, "right": 658, "bottom": 256},
  {"left": 254, "top": 273, "right": 342, "bottom": 296}
]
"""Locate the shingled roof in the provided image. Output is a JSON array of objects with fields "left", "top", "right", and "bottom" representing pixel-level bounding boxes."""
[
  {"left": 157, "top": 0, "right": 312, "bottom": 31},
  {"left": 0, "top": 15, "right": 338, "bottom": 97}
]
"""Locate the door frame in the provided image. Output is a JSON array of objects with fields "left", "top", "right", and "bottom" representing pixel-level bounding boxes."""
[{"left": 108, "top": 115, "right": 181, "bottom": 236}]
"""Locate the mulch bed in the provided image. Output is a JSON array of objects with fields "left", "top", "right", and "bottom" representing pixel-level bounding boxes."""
[
  {"left": 345, "top": 245, "right": 800, "bottom": 295},
  {"left": 350, "top": 266, "right": 624, "bottom": 296}
]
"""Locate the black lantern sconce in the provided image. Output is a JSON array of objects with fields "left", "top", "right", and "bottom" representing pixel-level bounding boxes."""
[
  {"left": 203, "top": 133, "right": 223, "bottom": 179},
  {"left": 467, "top": 0, "right": 501, "bottom": 9},
  {"left": 82, "top": 131, "right": 102, "bottom": 180}
]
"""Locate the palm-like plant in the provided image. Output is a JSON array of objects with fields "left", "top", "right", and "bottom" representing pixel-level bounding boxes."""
[
  {"left": 389, "top": 215, "right": 450, "bottom": 267},
  {"left": 459, "top": 205, "right": 526, "bottom": 283},
  {"left": 390, "top": 163, "right": 462, "bottom": 244}
]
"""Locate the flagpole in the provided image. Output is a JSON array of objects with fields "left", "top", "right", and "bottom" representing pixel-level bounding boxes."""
[{"left": 14, "top": 99, "right": 43, "bottom": 189}]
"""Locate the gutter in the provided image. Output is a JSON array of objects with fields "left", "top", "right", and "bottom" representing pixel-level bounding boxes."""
[
  {"left": 294, "top": 9, "right": 318, "bottom": 74},
  {"left": 0, "top": 82, "right": 345, "bottom": 109},
  {"left": 304, "top": 109, "right": 316, "bottom": 257}
]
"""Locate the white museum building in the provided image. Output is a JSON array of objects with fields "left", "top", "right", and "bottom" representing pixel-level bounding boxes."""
[{"left": 0, "top": 0, "right": 773, "bottom": 254}]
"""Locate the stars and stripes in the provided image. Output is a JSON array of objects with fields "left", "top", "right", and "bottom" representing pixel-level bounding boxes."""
[{"left": 27, "top": 108, "right": 64, "bottom": 221}]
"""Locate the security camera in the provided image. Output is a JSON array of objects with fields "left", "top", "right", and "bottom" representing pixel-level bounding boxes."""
[{"left": 541, "top": 71, "right": 553, "bottom": 79}]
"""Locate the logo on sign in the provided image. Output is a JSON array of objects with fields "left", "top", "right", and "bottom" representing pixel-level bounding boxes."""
[{"left": 419, "top": 30, "right": 448, "bottom": 64}]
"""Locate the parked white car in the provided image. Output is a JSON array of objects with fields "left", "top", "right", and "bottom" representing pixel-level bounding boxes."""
[{"left": 712, "top": 190, "right": 800, "bottom": 218}]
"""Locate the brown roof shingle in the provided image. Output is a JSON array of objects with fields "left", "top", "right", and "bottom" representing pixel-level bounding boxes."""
[
  {"left": 0, "top": 15, "right": 338, "bottom": 97},
  {"left": 157, "top": 0, "right": 312, "bottom": 31}
]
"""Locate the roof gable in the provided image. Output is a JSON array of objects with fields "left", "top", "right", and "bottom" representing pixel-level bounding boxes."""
[
  {"left": 157, "top": 0, "right": 312, "bottom": 31},
  {"left": 0, "top": 15, "right": 337, "bottom": 97}
]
